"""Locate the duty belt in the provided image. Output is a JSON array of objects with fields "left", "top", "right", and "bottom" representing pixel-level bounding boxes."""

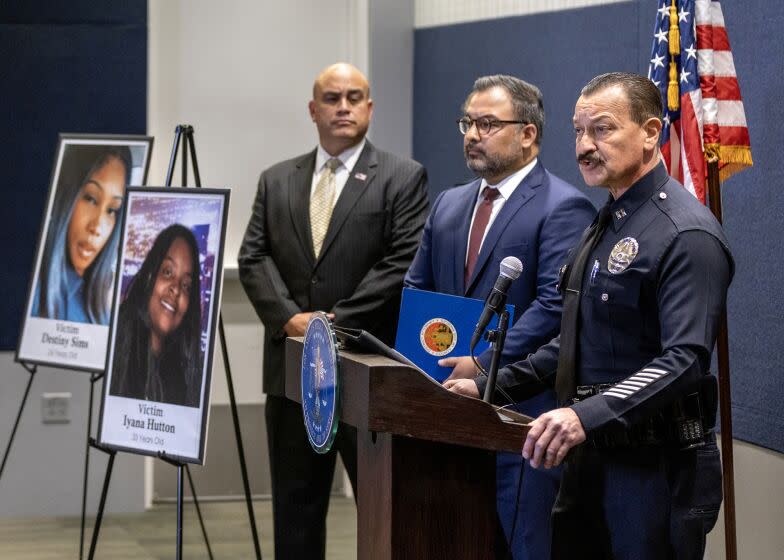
[{"left": 572, "top": 383, "right": 714, "bottom": 450}]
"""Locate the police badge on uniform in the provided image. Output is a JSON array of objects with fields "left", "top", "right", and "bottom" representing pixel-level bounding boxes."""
[{"left": 608, "top": 237, "right": 639, "bottom": 274}]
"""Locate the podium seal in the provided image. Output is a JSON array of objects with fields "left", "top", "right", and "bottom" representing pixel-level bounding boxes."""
[{"left": 301, "top": 312, "right": 340, "bottom": 454}]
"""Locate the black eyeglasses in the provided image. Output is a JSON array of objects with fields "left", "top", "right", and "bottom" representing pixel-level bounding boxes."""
[{"left": 457, "top": 116, "right": 527, "bottom": 135}]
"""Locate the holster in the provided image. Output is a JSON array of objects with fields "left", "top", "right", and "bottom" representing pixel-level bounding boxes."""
[{"left": 574, "top": 375, "right": 718, "bottom": 451}]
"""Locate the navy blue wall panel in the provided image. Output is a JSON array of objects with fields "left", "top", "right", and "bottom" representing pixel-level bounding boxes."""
[
  {"left": 0, "top": 3, "right": 147, "bottom": 350},
  {"left": 414, "top": 1, "right": 641, "bottom": 207},
  {"left": 711, "top": 1, "right": 784, "bottom": 453},
  {"left": 414, "top": 0, "right": 784, "bottom": 452}
]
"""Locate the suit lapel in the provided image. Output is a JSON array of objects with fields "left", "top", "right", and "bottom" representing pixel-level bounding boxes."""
[
  {"left": 316, "top": 142, "right": 377, "bottom": 264},
  {"left": 465, "top": 162, "right": 546, "bottom": 294},
  {"left": 453, "top": 181, "right": 481, "bottom": 294},
  {"left": 289, "top": 150, "right": 317, "bottom": 264}
]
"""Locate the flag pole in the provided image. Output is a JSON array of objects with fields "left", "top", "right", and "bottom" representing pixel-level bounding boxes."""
[{"left": 706, "top": 157, "right": 738, "bottom": 560}]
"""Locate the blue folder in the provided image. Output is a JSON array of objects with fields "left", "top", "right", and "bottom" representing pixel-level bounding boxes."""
[{"left": 395, "top": 287, "right": 515, "bottom": 383}]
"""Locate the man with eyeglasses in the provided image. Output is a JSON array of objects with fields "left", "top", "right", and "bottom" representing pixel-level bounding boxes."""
[
  {"left": 239, "top": 62, "right": 429, "bottom": 559},
  {"left": 405, "top": 74, "right": 594, "bottom": 559}
]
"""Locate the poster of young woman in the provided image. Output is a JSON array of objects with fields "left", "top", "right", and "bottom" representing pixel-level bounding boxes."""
[
  {"left": 16, "top": 134, "right": 153, "bottom": 371},
  {"left": 97, "top": 187, "right": 229, "bottom": 464}
]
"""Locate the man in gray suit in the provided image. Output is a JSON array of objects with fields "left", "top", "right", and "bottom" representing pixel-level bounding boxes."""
[{"left": 238, "top": 62, "right": 429, "bottom": 559}]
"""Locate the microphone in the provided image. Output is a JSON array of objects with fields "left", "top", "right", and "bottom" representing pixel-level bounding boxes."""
[{"left": 470, "top": 256, "right": 523, "bottom": 351}]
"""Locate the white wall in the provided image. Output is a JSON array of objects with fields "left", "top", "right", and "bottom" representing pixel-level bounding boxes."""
[
  {"left": 415, "top": 0, "right": 628, "bottom": 28},
  {"left": 0, "top": 353, "right": 145, "bottom": 517},
  {"left": 706, "top": 440, "right": 784, "bottom": 560},
  {"left": 148, "top": 0, "right": 369, "bottom": 273},
  {"left": 368, "top": 0, "right": 415, "bottom": 158}
]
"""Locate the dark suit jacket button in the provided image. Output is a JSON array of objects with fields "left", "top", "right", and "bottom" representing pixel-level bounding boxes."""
[{"left": 311, "top": 277, "right": 318, "bottom": 284}]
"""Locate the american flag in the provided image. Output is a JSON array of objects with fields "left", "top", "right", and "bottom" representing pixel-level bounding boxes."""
[{"left": 648, "top": 0, "right": 753, "bottom": 203}]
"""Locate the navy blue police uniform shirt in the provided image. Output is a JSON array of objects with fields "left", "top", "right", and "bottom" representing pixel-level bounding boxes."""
[{"left": 485, "top": 163, "right": 733, "bottom": 436}]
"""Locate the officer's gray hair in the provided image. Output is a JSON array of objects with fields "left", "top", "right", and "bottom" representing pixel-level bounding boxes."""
[
  {"left": 581, "top": 72, "right": 663, "bottom": 125},
  {"left": 464, "top": 74, "right": 545, "bottom": 145}
]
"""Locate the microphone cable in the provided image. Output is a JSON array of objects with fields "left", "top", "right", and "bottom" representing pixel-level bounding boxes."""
[
  {"left": 470, "top": 350, "right": 527, "bottom": 560},
  {"left": 471, "top": 352, "right": 516, "bottom": 407}
]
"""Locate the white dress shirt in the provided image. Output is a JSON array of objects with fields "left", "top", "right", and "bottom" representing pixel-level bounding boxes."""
[
  {"left": 465, "top": 157, "right": 538, "bottom": 263},
  {"left": 311, "top": 138, "right": 367, "bottom": 201}
]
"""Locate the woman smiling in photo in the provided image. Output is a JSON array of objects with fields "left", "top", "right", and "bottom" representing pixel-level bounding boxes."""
[{"left": 109, "top": 224, "right": 203, "bottom": 407}]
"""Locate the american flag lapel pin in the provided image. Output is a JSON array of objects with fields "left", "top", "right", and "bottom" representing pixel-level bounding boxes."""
[{"left": 354, "top": 172, "right": 367, "bottom": 181}]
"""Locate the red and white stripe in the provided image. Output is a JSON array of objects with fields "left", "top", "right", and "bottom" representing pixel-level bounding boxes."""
[
  {"left": 694, "top": 0, "right": 752, "bottom": 181},
  {"left": 663, "top": 1, "right": 752, "bottom": 203}
]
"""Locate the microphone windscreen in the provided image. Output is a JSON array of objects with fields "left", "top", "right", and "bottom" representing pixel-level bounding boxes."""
[{"left": 499, "top": 256, "right": 523, "bottom": 280}]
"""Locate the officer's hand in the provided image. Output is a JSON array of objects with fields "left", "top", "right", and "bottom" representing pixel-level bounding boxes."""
[
  {"left": 522, "top": 408, "right": 586, "bottom": 469},
  {"left": 283, "top": 312, "right": 335, "bottom": 337},
  {"left": 439, "top": 356, "right": 479, "bottom": 381},
  {"left": 443, "top": 379, "right": 481, "bottom": 398}
]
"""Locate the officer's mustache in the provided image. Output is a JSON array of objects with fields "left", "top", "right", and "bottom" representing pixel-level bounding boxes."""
[
  {"left": 577, "top": 152, "right": 604, "bottom": 166},
  {"left": 465, "top": 141, "right": 484, "bottom": 156}
]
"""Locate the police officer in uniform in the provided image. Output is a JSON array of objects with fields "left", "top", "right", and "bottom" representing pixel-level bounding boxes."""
[{"left": 446, "top": 72, "right": 733, "bottom": 559}]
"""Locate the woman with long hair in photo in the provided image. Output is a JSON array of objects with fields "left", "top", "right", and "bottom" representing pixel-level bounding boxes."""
[
  {"left": 110, "top": 224, "right": 203, "bottom": 407},
  {"left": 32, "top": 145, "right": 132, "bottom": 324}
]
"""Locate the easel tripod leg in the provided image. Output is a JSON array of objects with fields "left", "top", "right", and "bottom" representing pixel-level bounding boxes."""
[
  {"left": 0, "top": 364, "right": 37, "bottom": 481},
  {"left": 185, "top": 464, "right": 214, "bottom": 559},
  {"left": 79, "top": 373, "right": 101, "bottom": 560},
  {"left": 87, "top": 445, "right": 116, "bottom": 560},
  {"left": 219, "top": 315, "right": 263, "bottom": 559}
]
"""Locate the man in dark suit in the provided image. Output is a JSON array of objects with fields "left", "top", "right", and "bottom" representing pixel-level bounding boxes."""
[
  {"left": 405, "top": 75, "right": 594, "bottom": 559},
  {"left": 238, "top": 62, "right": 429, "bottom": 559}
]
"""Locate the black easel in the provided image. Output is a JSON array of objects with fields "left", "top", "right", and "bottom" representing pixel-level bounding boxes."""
[
  {"left": 85, "top": 125, "right": 244, "bottom": 560},
  {"left": 166, "top": 123, "right": 263, "bottom": 559},
  {"left": 157, "top": 453, "right": 186, "bottom": 560},
  {"left": 79, "top": 372, "right": 103, "bottom": 560},
  {"left": 79, "top": 372, "right": 215, "bottom": 560},
  {"left": 86, "top": 439, "right": 115, "bottom": 560},
  {"left": 0, "top": 362, "right": 37, "bottom": 480},
  {"left": 88, "top": 125, "right": 261, "bottom": 558},
  {"left": 85, "top": 444, "right": 214, "bottom": 560}
]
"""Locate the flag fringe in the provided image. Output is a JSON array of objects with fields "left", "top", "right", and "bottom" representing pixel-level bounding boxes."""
[{"left": 704, "top": 143, "right": 754, "bottom": 182}]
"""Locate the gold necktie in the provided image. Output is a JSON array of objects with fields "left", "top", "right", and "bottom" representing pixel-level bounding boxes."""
[{"left": 310, "top": 157, "right": 341, "bottom": 257}]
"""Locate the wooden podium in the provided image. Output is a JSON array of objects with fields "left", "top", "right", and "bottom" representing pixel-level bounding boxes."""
[{"left": 286, "top": 338, "right": 531, "bottom": 559}]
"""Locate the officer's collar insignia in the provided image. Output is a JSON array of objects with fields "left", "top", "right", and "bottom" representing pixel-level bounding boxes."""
[
  {"left": 614, "top": 208, "right": 627, "bottom": 220},
  {"left": 608, "top": 237, "right": 639, "bottom": 274}
]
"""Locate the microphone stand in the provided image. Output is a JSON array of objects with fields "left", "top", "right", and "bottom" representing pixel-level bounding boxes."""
[{"left": 482, "top": 309, "right": 509, "bottom": 403}]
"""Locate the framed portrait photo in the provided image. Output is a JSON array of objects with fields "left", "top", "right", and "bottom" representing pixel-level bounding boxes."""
[
  {"left": 16, "top": 134, "right": 154, "bottom": 371},
  {"left": 97, "top": 187, "right": 230, "bottom": 464}
]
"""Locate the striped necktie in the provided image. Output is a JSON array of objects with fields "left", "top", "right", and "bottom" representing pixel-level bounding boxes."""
[{"left": 310, "top": 157, "right": 341, "bottom": 257}]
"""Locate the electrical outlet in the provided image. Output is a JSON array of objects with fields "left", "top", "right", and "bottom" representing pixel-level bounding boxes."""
[{"left": 41, "top": 392, "right": 71, "bottom": 424}]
